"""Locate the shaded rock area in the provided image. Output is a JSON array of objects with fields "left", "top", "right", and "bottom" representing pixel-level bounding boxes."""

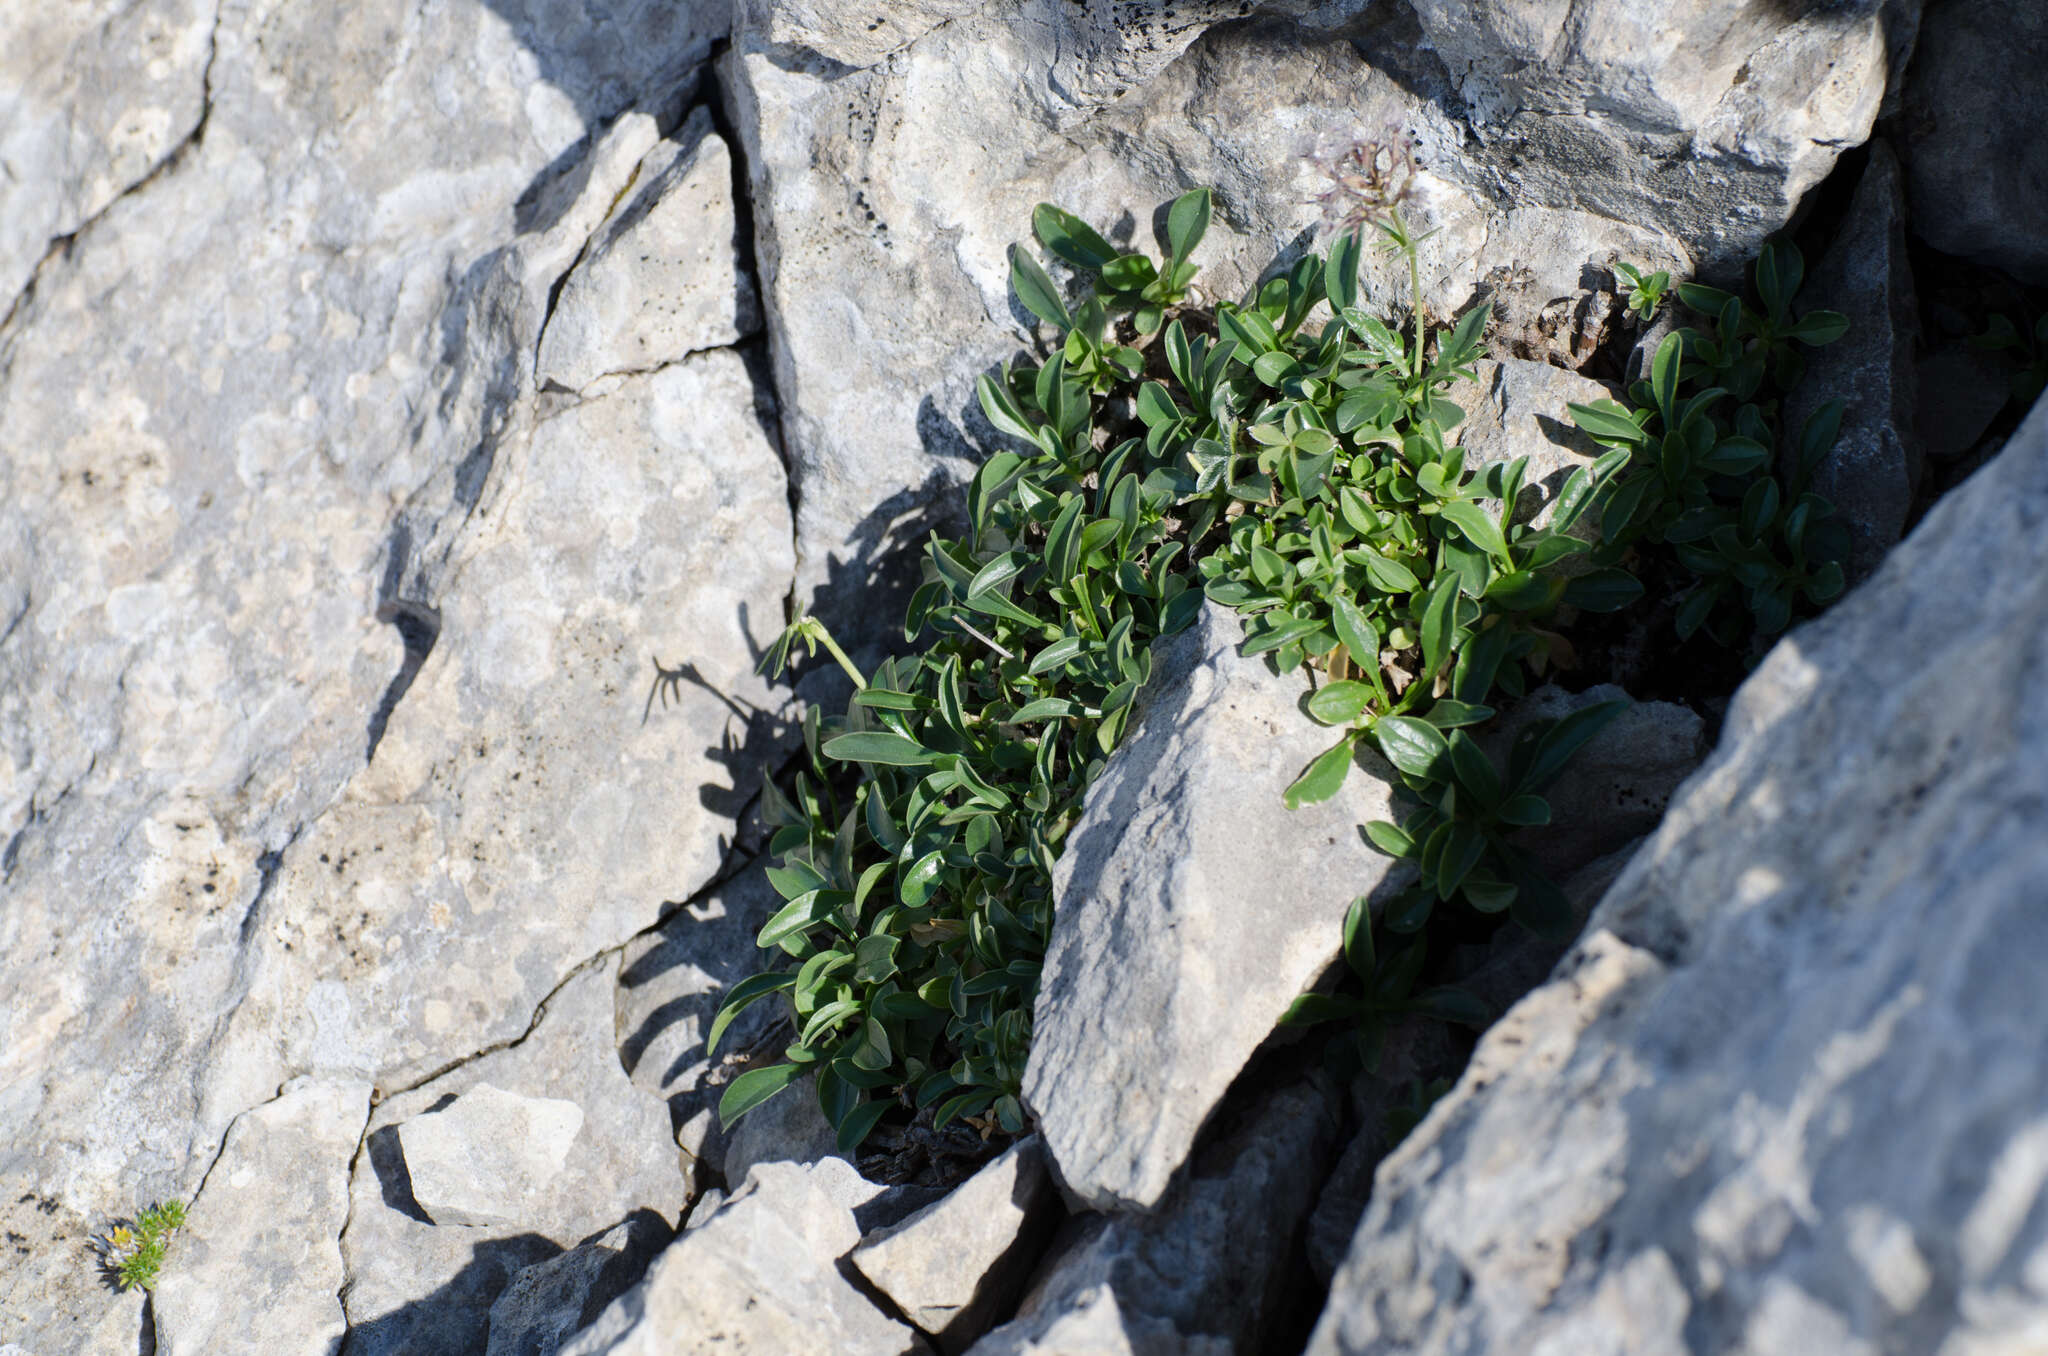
[{"left": 1309, "top": 394, "right": 2048, "bottom": 1353}]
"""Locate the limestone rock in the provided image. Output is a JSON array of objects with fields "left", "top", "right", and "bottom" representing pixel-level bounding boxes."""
[
  {"left": 980, "top": 1078, "right": 1340, "bottom": 1352},
  {"left": 966, "top": 1286, "right": 1224, "bottom": 1356},
  {"left": 0, "top": 0, "right": 750, "bottom": 1337},
  {"left": 1902, "top": 0, "right": 2048, "bottom": 283},
  {"left": 538, "top": 108, "right": 761, "bottom": 393},
  {"left": 1308, "top": 395, "right": 2048, "bottom": 1353},
  {"left": 1784, "top": 140, "right": 1921, "bottom": 583},
  {"left": 341, "top": 960, "right": 687, "bottom": 1356},
  {"left": 1025, "top": 603, "right": 1402, "bottom": 1212},
  {"left": 851, "top": 1138, "right": 1061, "bottom": 1350},
  {"left": 1456, "top": 357, "right": 1615, "bottom": 531},
  {"left": 0, "top": 0, "right": 216, "bottom": 311},
  {"left": 558, "top": 1157, "right": 923, "bottom": 1356},
  {"left": 152, "top": 1078, "right": 369, "bottom": 1356},
  {"left": 616, "top": 858, "right": 786, "bottom": 1174},
  {"left": 485, "top": 1215, "right": 669, "bottom": 1356},
  {"left": 400, "top": 1084, "right": 586, "bottom": 1228}
]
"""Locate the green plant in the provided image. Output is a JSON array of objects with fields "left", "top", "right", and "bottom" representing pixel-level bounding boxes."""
[
  {"left": 1280, "top": 894, "right": 1489, "bottom": 1071},
  {"left": 714, "top": 178, "right": 1851, "bottom": 1155},
  {"left": 1614, "top": 261, "right": 1671, "bottom": 321},
  {"left": 96, "top": 1200, "right": 186, "bottom": 1292},
  {"left": 1569, "top": 241, "right": 1851, "bottom": 644}
]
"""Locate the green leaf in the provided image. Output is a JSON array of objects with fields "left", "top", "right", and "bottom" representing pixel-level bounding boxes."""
[
  {"left": 1496, "top": 793, "right": 1551, "bottom": 826},
  {"left": 823, "top": 731, "right": 938, "bottom": 766},
  {"left": 1284, "top": 735, "right": 1357, "bottom": 809},
  {"left": 1421, "top": 699, "right": 1494, "bottom": 729},
  {"left": 1567, "top": 399, "right": 1649, "bottom": 446},
  {"left": 1560, "top": 568, "right": 1644, "bottom": 613},
  {"left": 1375, "top": 716, "right": 1449, "bottom": 780},
  {"left": 1435, "top": 821, "right": 1485, "bottom": 897},
  {"left": 706, "top": 972, "right": 796, "bottom": 1057},
  {"left": 1421, "top": 574, "right": 1459, "bottom": 679},
  {"left": 1009, "top": 697, "right": 1077, "bottom": 722},
  {"left": 1785, "top": 309, "right": 1849, "bottom": 345},
  {"left": 833, "top": 1097, "right": 895, "bottom": 1154},
  {"left": 1307, "top": 680, "right": 1378, "bottom": 726},
  {"left": 1167, "top": 186, "right": 1212, "bottom": 264},
  {"left": 1331, "top": 594, "right": 1380, "bottom": 671},
  {"left": 1362, "top": 552, "right": 1421, "bottom": 594},
  {"left": 1011, "top": 245, "right": 1072, "bottom": 331},
  {"left": 898, "top": 848, "right": 945, "bottom": 908},
  {"left": 1281, "top": 993, "right": 1365, "bottom": 1027},
  {"left": 1102, "top": 253, "right": 1158, "bottom": 292},
  {"left": 1439, "top": 500, "right": 1510, "bottom": 565},
  {"left": 1405, "top": 985, "right": 1492, "bottom": 1028},
  {"left": 1363, "top": 820, "right": 1416, "bottom": 857},
  {"left": 1033, "top": 203, "right": 1118, "bottom": 268},
  {"left": 1515, "top": 699, "right": 1629, "bottom": 795},
  {"left": 1446, "top": 730, "right": 1501, "bottom": 808},
  {"left": 1325, "top": 229, "right": 1363, "bottom": 313},
  {"left": 718, "top": 1063, "right": 806, "bottom": 1128}
]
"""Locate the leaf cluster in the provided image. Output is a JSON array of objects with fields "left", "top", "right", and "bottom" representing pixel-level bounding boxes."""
[
  {"left": 97, "top": 1199, "right": 186, "bottom": 1292},
  {"left": 1569, "top": 240, "right": 1852, "bottom": 643}
]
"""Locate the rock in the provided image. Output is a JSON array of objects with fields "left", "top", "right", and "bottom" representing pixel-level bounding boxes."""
[
  {"left": 151, "top": 1078, "right": 369, "bottom": 1356},
  {"left": 979, "top": 1077, "right": 1340, "bottom": 1353},
  {"left": 967, "top": 1285, "right": 1224, "bottom": 1356},
  {"left": 485, "top": 1215, "right": 669, "bottom": 1356},
  {"left": 558, "top": 1157, "right": 923, "bottom": 1355},
  {"left": 616, "top": 857, "right": 787, "bottom": 1174},
  {"left": 1307, "top": 394, "right": 2048, "bottom": 1353},
  {"left": 400, "top": 1084, "right": 586, "bottom": 1229},
  {"left": 0, "top": 0, "right": 757, "bottom": 1335},
  {"left": 851, "top": 1138, "right": 1062, "bottom": 1351},
  {"left": 1784, "top": 140, "right": 1921, "bottom": 584},
  {"left": 1902, "top": 0, "right": 2048, "bottom": 283},
  {"left": 537, "top": 108, "right": 761, "bottom": 393},
  {"left": 206, "top": 345, "right": 792, "bottom": 1096},
  {"left": 0, "top": 0, "right": 215, "bottom": 311},
  {"left": 1025, "top": 603, "right": 1402, "bottom": 1212},
  {"left": 1399, "top": 0, "right": 1906, "bottom": 280},
  {"left": 1916, "top": 345, "right": 2012, "bottom": 462},
  {"left": 341, "top": 960, "right": 688, "bottom": 1356},
  {"left": 1456, "top": 357, "right": 1615, "bottom": 530},
  {"left": 1480, "top": 685, "right": 1707, "bottom": 883}
]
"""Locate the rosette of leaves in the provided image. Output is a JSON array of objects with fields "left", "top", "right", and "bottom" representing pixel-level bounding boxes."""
[{"left": 1569, "top": 241, "right": 1851, "bottom": 643}]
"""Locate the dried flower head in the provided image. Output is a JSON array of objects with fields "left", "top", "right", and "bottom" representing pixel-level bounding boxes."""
[{"left": 1312, "top": 134, "right": 1422, "bottom": 238}]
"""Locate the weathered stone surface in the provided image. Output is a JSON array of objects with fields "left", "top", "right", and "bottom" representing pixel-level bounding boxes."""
[
  {"left": 538, "top": 107, "right": 760, "bottom": 393},
  {"left": 852, "top": 1137, "right": 1061, "bottom": 1350},
  {"left": 980, "top": 1078, "right": 1340, "bottom": 1353},
  {"left": 401, "top": 1084, "right": 586, "bottom": 1229},
  {"left": 1026, "top": 603, "right": 1402, "bottom": 1212},
  {"left": 485, "top": 1215, "right": 669, "bottom": 1356},
  {"left": 967, "top": 1285, "right": 1226, "bottom": 1356},
  {"left": 1785, "top": 140, "right": 1921, "bottom": 583},
  {"left": 341, "top": 960, "right": 687, "bottom": 1356},
  {"left": 1481, "top": 686, "right": 1707, "bottom": 883},
  {"left": 616, "top": 856, "right": 786, "bottom": 1174},
  {"left": 1308, "top": 395, "right": 2048, "bottom": 1353},
  {"left": 0, "top": 0, "right": 748, "bottom": 1340},
  {"left": 559, "top": 1157, "right": 923, "bottom": 1355},
  {"left": 1902, "top": 0, "right": 2048, "bottom": 283},
  {"left": 1457, "top": 357, "right": 1613, "bottom": 530},
  {"left": 1915, "top": 346, "right": 2011, "bottom": 464},
  {"left": 1401, "top": 0, "right": 1908, "bottom": 278},
  {"left": 152, "top": 1078, "right": 369, "bottom": 1356},
  {"left": 0, "top": 0, "right": 216, "bottom": 312}
]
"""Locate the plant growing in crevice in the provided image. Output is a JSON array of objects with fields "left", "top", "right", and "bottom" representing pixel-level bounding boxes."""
[
  {"left": 95, "top": 1200, "right": 186, "bottom": 1292},
  {"left": 713, "top": 174, "right": 1857, "bottom": 1156}
]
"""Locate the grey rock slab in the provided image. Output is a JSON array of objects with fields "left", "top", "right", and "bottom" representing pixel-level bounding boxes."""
[
  {"left": 1456, "top": 357, "right": 1615, "bottom": 531},
  {"left": 1784, "top": 139, "right": 1921, "bottom": 584},
  {"left": 558, "top": 1156, "right": 924, "bottom": 1355},
  {"left": 616, "top": 857, "right": 786, "bottom": 1176},
  {"left": 486, "top": 1215, "right": 669, "bottom": 1356},
  {"left": 537, "top": 107, "right": 762, "bottom": 394},
  {"left": 211, "top": 347, "right": 793, "bottom": 1095},
  {"left": 0, "top": 0, "right": 216, "bottom": 312},
  {"left": 1902, "top": 0, "right": 2048, "bottom": 283},
  {"left": 400, "top": 1084, "right": 586, "bottom": 1228},
  {"left": 851, "top": 1137, "right": 1061, "bottom": 1350},
  {"left": 1308, "top": 394, "right": 2048, "bottom": 1353},
  {"left": 151, "top": 1078, "right": 369, "bottom": 1356},
  {"left": 1402, "top": 0, "right": 1907, "bottom": 279},
  {"left": 977, "top": 1077, "right": 1340, "bottom": 1353},
  {"left": 1025, "top": 603, "right": 1402, "bottom": 1212},
  {"left": 340, "top": 958, "right": 688, "bottom": 1356},
  {"left": 0, "top": 2, "right": 735, "bottom": 1341}
]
